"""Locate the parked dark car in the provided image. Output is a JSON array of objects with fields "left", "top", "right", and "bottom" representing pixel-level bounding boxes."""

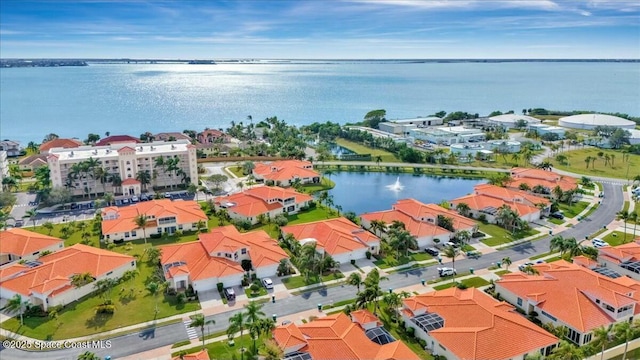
[
  {"left": 550, "top": 212, "right": 564, "bottom": 219},
  {"left": 425, "top": 248, "right": 440, "bottom": 256},
  {"left": 224, "top": 287, "right": 236, "bottom": 301}
]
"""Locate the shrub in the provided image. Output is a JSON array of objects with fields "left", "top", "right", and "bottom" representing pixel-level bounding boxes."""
[
  {"left": 350, "top": 259, "right": 356, "bottom": 265},
  {"left": 150, "top": 233, "right": 162, "bottom": 239},
  {"left": 176, "top": 292, "right": 186, "bottom": 304},
  {"left": 249, "top": 283, "right": 260, "bottom": 293},
  {"left": 456, "top": 282, "right": 468, "bottom": 290},
  {"left": 274, "top": 214, "right": 289, "bottom": 226},
  {"left": 477, "top": 214, "right": 487, "bottom": 223},
  {"left": 418, "top": 339, "right": 427, "bottom": 348},
  {"left": 406, "top": 327, "right": 415, "bottom": 337},
  {"left": 266, "top": 180, "right": 275, "bottom": 186},
  {"left": 217, "top": 282, "right": 224, "bottom": 293},
  {"left": 365, "top": 251, "right": 372, "bottom": 260},
  {"left": 233, "top": 219, "right": 252, "bottom": 231},
  {"left": 95, "top": 304, "right": 115, "bottom": 314}
]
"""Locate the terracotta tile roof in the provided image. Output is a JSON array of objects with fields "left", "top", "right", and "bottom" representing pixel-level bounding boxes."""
[
  {"left": 39, "top": 138, "right": 83, "bottom": 152},
  {"left": 0, "top": 244, "right": 134, "bottom": 297},
  {"left": 450, "top": 194, "right": 540, "bottom": 217},
  {"left": 0, "top": 228, "right": 63, "bottom": 257},
  {"left": 101, "top": 200, "right": 207, "bottom": 235},
  {"left": 282, "top": 218, "right": 380, "bottom": 256},
  {"left": 171, "top": 349, "right": 210, "bottom": 360},
  {"left": 361, "top": 210, "right": 451, "bottom": 239},
  {"left": 95, "top": 135, "right": 140, "bottom": 146},
  {"left": 121, "top": 178, "right": 141, "bottom": 186},
  {"left": 154, "top": 132, "right": 192, "bottom": 141},
  {"left": 497, "top": 260, "right": 640, "bottom": 332},
  {"left": 391, "top": 199, "right": 478, "bottom": 231},
  {"left": 253, "top": 160, "right": 319, "bottom": 183},
  {"left": 160, "top": 226, "right": 287, "bottom": 280},
  {"left": 274, "top": 313, "right": 420, "bottom": 360},
  {"left": 510, "top": 167, "right": 577, "bottom": 192},
  {"left": 473, "top": 184, "right": 550, "bottom": 206},
  {"left": 351, "top": 309, "right": 383, "bottom": 327},
  {"left": 598, "top": 240, "right": 640, "bottom": 264},
  {"left": 213, "top": 186, "right": 312, "bottom": 217},
  {"left": 0, "top": 263, "right": 29, "bottom": 282},
  {"left": 403, "top": 288, "right": 557, "bottom": 360}
]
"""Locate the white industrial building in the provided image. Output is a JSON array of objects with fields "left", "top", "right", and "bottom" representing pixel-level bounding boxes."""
[
  {"left": 410, "top": 126, "right": 485, "bottom": 145},
  {"left": 558, "top": 114, "right": 635, "bottom": 130},
  {"left": 488, "top": 114, "right": 541, "bottom": 129},
  {"left": 528, "top": 124, "right": 566, "bottom": 139},
  {"left": 379, "top": 117, "right": 443, "bottom": 136}
]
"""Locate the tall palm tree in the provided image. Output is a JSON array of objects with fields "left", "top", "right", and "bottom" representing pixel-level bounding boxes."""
[
  {"left": 618, "top": 210, "right": 630, "bottom": 243},
  {"left": 244, "top": 301, "right": 266, "bottom": 351},
  {"left": 549, "top": 235, "right": 567, "bottom": 256},
  {"left": 347, "top": 272, "right": 363, "bottom": 292},
  {"left": 369, "top": 219, "right": 387, "bottom": 236},
  {"left": 548, "top": 340, "right": 583, "bottom": 360},
  {"left": 0, "top": 210, "right": 15, "bottom": 230},
  {"left": 154, "top": 156, "right": 166, "bottom": 190},
  {"left": 501, "top": 257, "right": 512, "bottom": 271},
  {"left": 103, "top": 192, "right": 115, "bottom": 206},
  {"left": 631, "top": 212, "right": 639, "bottom": 239},
  {"left": 93, "top": 165, "right": 108, "bottom": 196},
  {"left": 442, "top": 245, "right": 460, "bottom": 283},
  {"left": 6, "top": 294, "right": 28, "bottom": 325},
  {"left": 23, "top": 209, "right": 38, "bottom": 227},
  {"left": 146, "top": 281, "right": 164, "bottom": 316},
  {"left": 136, "top": 170, "right": 152, "bottom": 192},
  {"left": 190, "top": 314, "right": 215, "bottom": 349},
  {"left": 228, "top": 312, "right": 247, "bottom": 360},
  {"left": 455, "top": 202, "right": 471, "bottom": 217},
  {"left": 592, "top": 324, "right": 613, "bottom": 360},
  {"left": 134, "top": 214, "right": 149, "bottom": 245},
  {"left": 614, "top": 320, "right": 639, "bottom": 360},
  {"left": 110, "top": 173, "right": 122, "bottom": 195}
]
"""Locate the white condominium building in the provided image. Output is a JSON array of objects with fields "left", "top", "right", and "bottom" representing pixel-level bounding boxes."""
[{"left": 47, "top": 140, "right": 198, "bottom": 196}]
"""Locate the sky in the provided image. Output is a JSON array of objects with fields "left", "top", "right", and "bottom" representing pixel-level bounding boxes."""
[{"left": 1, "top": 0, "right": 639, "bottom": 59}]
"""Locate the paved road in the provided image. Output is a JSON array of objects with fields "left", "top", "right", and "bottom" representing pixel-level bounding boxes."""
[{"left": 1, "top": 182, "right": 622, "bottom": 360}]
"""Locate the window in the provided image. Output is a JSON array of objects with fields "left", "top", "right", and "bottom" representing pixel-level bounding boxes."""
[
  {"left": 541, "top": 311, "right": 557, "bottom": 322},
  {"left": 106, "top": 271, "right": 113, "bottom": 276},
  {"left": 517, "top": 298, "right": 523, "bottom": 306},
  {"left": 584, "top": 333, "right": 592, "bottom": 344},
  {"left": 567, "top": 328, "right": 581, "bottom": 344},
  {"left": 131, "top": 261, "right": 135, "bottom": 266},
  {"left": 131, "top": 231, "right": 137, "bottom": 237},
  {"left": 32, "top": 251, "right": 40, "bottom": 255},
  {"left": 241, "top": 248, "right": 247, "bottom": 254},
  {"left": 125, "top": 232, "right": 130, "bottom": 238}
]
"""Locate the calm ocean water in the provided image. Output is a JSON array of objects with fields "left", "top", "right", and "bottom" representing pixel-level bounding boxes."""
[{"left": 1, "top": 62, "right": 639, "bottom": 144}]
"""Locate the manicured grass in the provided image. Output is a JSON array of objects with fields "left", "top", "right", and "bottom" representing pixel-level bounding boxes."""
[
  {"left": 530, "top": 251, "right": 554, "bottom": 260},
  {"left": 558, "top": 201, "right": 590, "bottom": 218},
  {"left": 174, "top": 334, "right": 265, "bottom": 360},
  {"left": 432, "top": 276, "right": 490, "bottom": 291},
  {"left": 244, "top": 287, "right": 268, "bottom": 298},
  {"left": 495, "top": 270, "right": 511, "bottom": 276},
  {"left": 281, "top": 272, "right": 345, "bottom": 290},
  {"left": 603, "top": 231, "right": 633, "bottom": 246},
  {"left": 322, "top": 298, "right": 356, "bottom": 310},
  {"left": 172, "top": 340, "right": 192, "bottom": 348},
  {"left": 546, "top": 255, "right": 563, "bottom": 262},
  {"left": 225, "top": 166, "right": 245, "bottom": 178},
  {"left": 461, "top": 244, "right": 476, "bottom": 252},
  {"left": 552, "top": 148, "right": 636, "bottom": 180},
  {"left": 479, "top": 223, "right": 540, "bottom": 246},
  {"left": 623, "top": 200, "right": 631, "bottom": 213},
  {"left": 373, "top": 253, "right": 433, "bottom": 269},
  {"left": 548, "top": 217, "right": 565, "bottom": 225},
  {"left": 581, "top": 203, "right": 600, "bottom": 219},
  {"left": 253, "top": 205, "right": 338, "bottom": 238},
  {"left": 300, "top": 177, "right": 335, "bottom": 194},
  {"left": 335, "top": 138, "right": 400, "bottom": 163}
]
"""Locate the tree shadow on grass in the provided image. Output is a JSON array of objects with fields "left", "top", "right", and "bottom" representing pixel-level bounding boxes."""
[{"left": 85, "top": 313, "right": 112, "bottom": 330}]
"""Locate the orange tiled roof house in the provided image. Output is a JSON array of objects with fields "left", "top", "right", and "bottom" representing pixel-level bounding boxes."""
[
  {"left": 213, "top": 186, "right": 312, "bottom": 225},
  {"left": 450, "top": 184, "right": 551, "bottom": 224},
  {"left": 496, "top": 261, "right": 640, "bottom": 346},
  {"left": 197, "top": 129, "right": 230, "bottom": 144},
  {"left": 160, "top": 225, "right": 288, "bottom": 292},
  {"left": 252, "top": 160, "right": 320, "bottom": 187},
  {"left": 281, "top": 217, "right": 380, "bottom": 265},
  {"left": 273, "top": 310, "right": 420, "bottom": 360},
  {"left": 101, "top": 200, "right": 208, "bottom": 242},
  {"left": 0, "top": 244, "right": 135, "bottom": 311},
  {"left": 361, "top": 199, "right": 478, "bottom": 249},
  {"left": 596, "top": 240, "right": 640, "bottom": 281},
  {"left": 401, "top": 288, "right": 558, "bottom": 360},
  {"left": 0, "top": 228, "right": 64, "bottom": 266},
  {"left": 509, "top": 167, "right": 578, "bottom": 194}
]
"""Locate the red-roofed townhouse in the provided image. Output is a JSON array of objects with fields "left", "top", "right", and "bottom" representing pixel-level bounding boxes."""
[
  {"left": 0, "top": 228, "right": 64, "bottom": 265},
  {"left": 281, "top": 217, "right": 380, "bottom": 264},
  {"left": 0, "top": 244, "right": 136, "bottom": 311},
  {"left": 496, "top": 260, "right": 640, "bottom": 346},
  {"left": 509, "top": 167, "right": 578, "bottom": 194},
  {"left": 39, "top": 138, "right": 83, "bottom": 154},
  {"left": 160, "top": 225, "right": 288, "bottom": 291},
  {"left": 213, "top": 186, "right": 312, "bottom": 225},
  {"left": 597, "top": 240, "right": 640, "bottom": 280},
  {"left": 171, "top": 349, "right": 210, "bottom": 360},
  {"left": 361, "top": 199, "right": 477, "bottom": 248},
  {"left": 102, "top": 199, "right": 207, "bottom": 242},
  {"left": 450, "top": 184, "right": 550, "bottom": 224},
  {"left": 401, "top": 288, "right": 558, "bottom": 360},
  {"left": 252, "top": 160, "right": 320, "bottom": 187},
  {"left": 273, "top": 312, "right": 420, "bottom": 360},
  {"left": 95, "top": 135, "right": 141, "bottom": 146}
]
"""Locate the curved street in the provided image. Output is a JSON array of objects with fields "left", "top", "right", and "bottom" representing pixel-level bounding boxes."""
[{"left": 0, "top": 180, "right": 623, "bottom": 360}]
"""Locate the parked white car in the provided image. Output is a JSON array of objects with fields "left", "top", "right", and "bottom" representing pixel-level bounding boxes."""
[
  {"left": 592, "top": 238, "right": 608, "bottom": 248},
  {"left": 437, "top": 267, "right": 457, "bottom": 277},
  {"left": 262, "top": 278, "right": 274, "bottom": 289}
]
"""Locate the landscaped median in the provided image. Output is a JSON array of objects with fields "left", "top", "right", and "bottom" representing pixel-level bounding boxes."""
[
  {"left": 281, "top": 272, "right": 345, "bottom": 290},
  {"left": 478, "top": 223, "right": 541, "bottom": 247},
  {"left": 432, "top": 276, "right": 490, "bottom": 291}
]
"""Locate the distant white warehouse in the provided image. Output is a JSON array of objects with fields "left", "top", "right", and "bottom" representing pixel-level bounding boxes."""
[
  {"left": 528, "top": 123, "right": 566, "bottom": 139},
  {"left": 379, "top": 117, "right": 443, "bottom": 136},
  {"left": 488, "top": 114, "right": 541, "bottom": 129},
  {"left": 558, "top": 114, "right": 635, "bottom": 130},
  {"left": 410, "top": 126, "right": 485, "bottom": 145}
]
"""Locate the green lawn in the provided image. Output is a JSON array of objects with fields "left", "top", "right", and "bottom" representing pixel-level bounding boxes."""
[
  {"left": 548, "top": 217, "right": 565, "bottom": 225},
  {"left": 225, "top": 165, "right": 245, "bottom": 178},
  {"left": 530, "top": 251, "right": 555, "bottom": 260},
  {"left": 174, "top": 334, "right": 265, "bottom": 360},
  {"left": 373, "top": 252, "right": 433, "bottom": 269},
  {"left": 603, "top": 231, "right": 634, "bottom": 246},
  {"left": 478, "top": 223, "right": 540, "bottom": 246},
  {"left": 244, "top": 287, "right": 268, "bottom": 298},
  {"left": 300, "top": 177, "right": 335, "bottom": 194},
  {"left": 494, "top": 270, "right": 511, "bottom": 276},
  {"left": 581, "top": 203, "right": 600, "bottom": 219},
  {"left": 552, "top": 148, "right": 637, "bottom": 180},
  {"left": 432, "top": 276, "right": 490, "bottom": 291},
  {"left": 558, "top": 201, "right": 590, "bottom": 218},
  {"left": 281, "top": 272, "right": 345, "bottom": 290},
  {"left": 252, "top": 205, "right": 338, "bottom": 238},
  {"left": 335, "top": 138, "right": 399, "bottom": 163}
]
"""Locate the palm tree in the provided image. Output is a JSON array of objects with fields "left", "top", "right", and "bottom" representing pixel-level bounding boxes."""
[
  {"left": 550, "top": 235, "right": 568, "bottom": 256},
  {"left": 146, "top": 281, "right": 165, "bottom": 316},
  {"left": 6, "top": 294, "right": 28, "bottom": 325},
  {"left": 347, "top": 272, "right": 363, "bottom": 292},
  {"left": 369, "top": 219, "right": 387, "bottom": 236},
  {"left": 614, "top": 320, "right": 639, "bottom": 360},
  {"left": 228, "top": 312, "right": 248, "bottom": 360},
  {"left": 618, "top": 210, "right": 630, "bottom": 243},
  {"left": 71, "top": 272, "right": 94, "bottom": 302},
  {"left": 77, "top": 351, "right": 101, "bottom": 360},
  {"left": 455, "top": 202, "right": 471, "bottom": 217},
  {"left": 244, "top": 301, "right": 266, "bottom": 352},
  {"left": 94, "top": 165, "right": 109, "bottom": 196},
  {"left": 110, "top": 173, "right": 122, "bottom": 195},
  {"left": 136, "top": 170, "right": 152, "bottom": 192},
  {"left": 442, "top": 245, "right": 460, "bottom": 283},
  {"left": 103, "top": 192, "right": 115, "bottom": 206},
  {"left": 631, "top": 212, "right": 638, "bottom": 239},
  {"left": 548, "top": 340, "right": 583, "bottom": 360},
  {"left": 0, "top": 210, "right": 15, "bottom": 230},
  {"left": 23, "top": 209, "right": 38, "bottom": 227},
  {"left": 154, "top": 156, "right": 167, "bottom": 190},
  {"left": 501, "top": 257, "right": 512, "bottom": 271},
  {"left": 190, "top": 314, "right": 215, "bottom": 349},
  {"left": 134, "top": 214, "right": 149, "bottom": 245},
  {"left": 592, "top": 324, "right": 613, "bottom": 360}
]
